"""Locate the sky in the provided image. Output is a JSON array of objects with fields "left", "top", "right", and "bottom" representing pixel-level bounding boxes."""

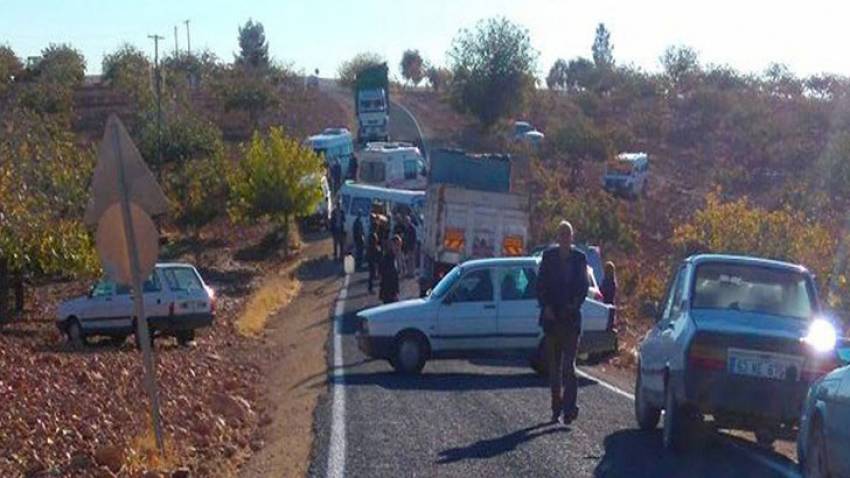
[{"left": 3, "top": 0, "right": 850, "bottom": 81}]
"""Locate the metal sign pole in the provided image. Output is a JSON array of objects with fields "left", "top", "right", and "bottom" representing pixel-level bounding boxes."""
[{"left": 111, "top": 123, "right": 165, "bottom": 452}]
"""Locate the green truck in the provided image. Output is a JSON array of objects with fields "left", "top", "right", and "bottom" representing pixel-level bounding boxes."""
[{"left": 354, "top": 63, "right": 390, "bottom": 143}]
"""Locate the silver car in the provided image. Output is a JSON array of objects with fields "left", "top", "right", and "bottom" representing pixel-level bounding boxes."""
[{"left": 797, "top": 347, "right": 850, "bottom": 478}]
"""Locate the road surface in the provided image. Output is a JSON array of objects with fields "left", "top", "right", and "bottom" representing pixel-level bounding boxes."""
[{"left": 308, "top": 270, "right": 802, "bottom": 478}]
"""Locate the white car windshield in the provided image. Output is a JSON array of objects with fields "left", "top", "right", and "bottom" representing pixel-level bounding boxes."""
[
  {"left": 430, "top": 267, "right": 461, "bottom": 299},
  {"left": 692, "top": 263, "right": 816, "bottom": 320}
]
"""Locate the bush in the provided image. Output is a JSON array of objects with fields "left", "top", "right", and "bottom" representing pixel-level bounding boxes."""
[
  {"left": 337, "top": 52, "right": 384, "bottom": 89},
  {"left": 136, "top": 111, "right": 223, "bottom": 168},
  {"left": 166, "top": 144, "right": 230, "bottom": 238},
  {"left": 102, "top": 43, "right": 152, "bottom": 109},
  {"left": 228, "top": 128, "right": 324, "bottom": 254}
]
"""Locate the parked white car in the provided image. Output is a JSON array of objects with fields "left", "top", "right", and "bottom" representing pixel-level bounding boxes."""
[
  {"left": 56, "top": 263, "right": 215, "bottom": 347},
  {"left": 513, "top": 121, "right": 544, "bottom": 146},
  {"left": 356, "top": 257, "right": 617, "bottom": 374}
]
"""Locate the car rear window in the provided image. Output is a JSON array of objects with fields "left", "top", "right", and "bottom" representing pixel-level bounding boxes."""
[
  {"left": 692, "top": 263, "right": 815, "bottom": 320},
  {"left": 162, "top": 267, "right": 204, "bottom": 293}
]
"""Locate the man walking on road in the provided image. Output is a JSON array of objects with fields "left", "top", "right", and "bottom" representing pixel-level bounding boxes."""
[
  {"left": 352, "top": 214, "right": 365, "bottom": 269},
  {"left": 366, "top": 215, "right": 381, "bottom": 294},
  {"left": 330, "top": 202, "right": 346, "bottom": 262},
  {"left": 537, "top": 221, "right": 589, "bottom": 425},
  {"left": 379, "top": 235, "right": 402, "bottom": 304}
]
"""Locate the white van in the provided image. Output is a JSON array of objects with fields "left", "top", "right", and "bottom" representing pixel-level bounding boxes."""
[
  {"left": 338, "top": 183, "right": 426, "bottom": 247},
  {"left": 304, "top": 128, "right": 355, "bottom": 178},
  {"left": 301, "top": 174, "right": 332, "bottom": 230},
  {"left": 358, "top": 142, "right": 427, "bottom": 190}
]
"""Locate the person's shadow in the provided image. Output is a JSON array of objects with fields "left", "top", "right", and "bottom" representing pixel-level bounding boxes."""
[{"left": 437, "top": 422, "right": 568, "bottom": 464}]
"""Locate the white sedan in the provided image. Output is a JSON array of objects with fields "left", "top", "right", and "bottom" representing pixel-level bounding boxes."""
[
  {"left": 56, "top": 263, "right": 215, "bottom": 347},
  {"left": 356, "top": 257, "right": 617, "bottom": 374}
]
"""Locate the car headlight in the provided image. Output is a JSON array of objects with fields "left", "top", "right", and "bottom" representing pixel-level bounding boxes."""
[{"left": 803, "top": 318, "right": 837, "bottom": 353}]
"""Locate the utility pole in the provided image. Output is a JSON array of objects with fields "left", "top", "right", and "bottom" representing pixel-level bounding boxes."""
[
  {"left": 184, "top": 19, "right": 191, "bottom": 55},
  {"left": 148, "top": 34, "right": 164, "bottom": 169},
  {"left": 173, "top": 26, "right": 179, "bottom": 57}
]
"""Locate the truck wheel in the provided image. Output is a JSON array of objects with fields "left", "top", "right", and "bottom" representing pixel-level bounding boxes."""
[
  {"left": 635, "top": 368, "right": 661, "bottom": 430},
  {"left": 176, "top": 330, "right": 195, "bottom": 347},
  {"left": 66, "top": 318, "right": 86, "bottom": 348},
  {"left": 391, "top": 332, "right": 428, "bottom": 374},
  {"left": 755, "top": 428, "right": 776, "bottom": 449}
]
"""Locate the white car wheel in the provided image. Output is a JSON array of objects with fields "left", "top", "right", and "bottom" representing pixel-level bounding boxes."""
[
  {"left": 635, "top": 368, "right": 661, "bottom": 430},
  {"left": 392, "top": 333, "right": 426, "bottom": 374},
  {"left": 67, "top": 319, "right": 85, "bottom": 348}
]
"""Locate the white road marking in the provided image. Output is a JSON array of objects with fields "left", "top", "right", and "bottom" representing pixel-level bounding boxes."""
[
  {"left": 391, "top": 101, "right": 428, "bottom": 157},
  {"left": 327, "top": 274, "right": 351, "bottom": 478},
  {"left": 576, "top": 367, "right": 800, "bottom": 478}
]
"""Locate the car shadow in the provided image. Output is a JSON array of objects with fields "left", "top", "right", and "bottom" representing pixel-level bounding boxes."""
[
  {"left": 437, "top": 422, "right": 569, "bottom": 464},
  {"left": 327, "top": 370, "right": 597, "bottom": 392},
  {"left": 593, "top": 428, "right": 791, "bottom": 478}
]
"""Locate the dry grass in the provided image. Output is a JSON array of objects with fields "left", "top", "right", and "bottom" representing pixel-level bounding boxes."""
[
  {"left": 124, "top": 427, "right": 180, "bottom": 474},
  {"left": 235, "top": 261, "right": 303, "bottom": 337}
]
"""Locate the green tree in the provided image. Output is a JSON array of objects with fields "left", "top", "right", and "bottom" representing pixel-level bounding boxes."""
[
  {"left": 660, "top": 45, "right": 700, "bottom": 90},
  {"left": 16, "top": 44, "right": 86, "bottom": 119},
  {"left": 549, "top": 116, "right": 612, "bottom": 190},
  {"left": 213, "top": 67, "right": 280, "bottom": 130},
  {"left": 166, "top": 147, "right": 230, "bottom": 260},
  {"left": 546, "top": 57, "right": 597, "bottom": 92},
  {"left": 400, "top": 49, "right": 425, "bottom": 86},
  {"left": 0, "top": 109, "right": 98, "bottom": 315},
  {"left": 0, "top": 45, "right": 23, "bottom": 97},
  {"left": 31, "top": 43, "right": 86, "bottom": 86},
  {"left": 448, "top": 17, "right": 538, "bottom": 127},
  {"left": 228, "top": 127, "right": 323, "bottom": 255},
  {"left": 591, "top": 23, "right": 614, "bottom": 68},
  {"left": 162, "top": 49, "right": 220, "bottom": 91},
  {"left": 817, "top": 131, "right": 850, "bottom": 201},
  {"left": 338, "top": 52, "right": 384, "bottom": 89},
  {"left": 102, "top": 43, "right": 152, "bottom": 109},
  {"left": 426, "top": 65, "right": 451, "bottom": 92},
  {"left": 137, "top": 110, "right": 223, "bottom": 167},
  {"left": 235, "top": 19, "right": 270, "bottom": 70}
]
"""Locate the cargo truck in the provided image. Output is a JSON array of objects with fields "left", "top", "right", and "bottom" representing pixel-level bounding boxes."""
[
  {"left": 418, "top": 149, "right": 530, "bottom": 296},
  {"left": 355, "top": 63, "right": 390, "bottom": 143}
]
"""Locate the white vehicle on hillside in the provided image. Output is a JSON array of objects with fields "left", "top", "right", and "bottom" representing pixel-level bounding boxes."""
[
  {"left": 356, "top": 257, "right": 617, "bottom": 374},
  {"left": 358, "top": 142, "right": 427, "bottom": 190},
  {"left": 56, "top": 263, "right": 215, "bottom": 347},
  {"left": 304, "top": 128, "right": 355, "bottom": 178}
]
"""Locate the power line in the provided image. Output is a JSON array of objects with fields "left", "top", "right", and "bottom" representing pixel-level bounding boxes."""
[{"left": 173, "top": 25, "right": 179, "bottom": 57}]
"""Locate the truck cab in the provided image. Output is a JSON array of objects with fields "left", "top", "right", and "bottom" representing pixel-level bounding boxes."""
[
  {"left": 603, "top": 152, "right": 650, "bottom": 199},
  {"left": 355, "top": 63, "right": 391, "bottom": 143}
]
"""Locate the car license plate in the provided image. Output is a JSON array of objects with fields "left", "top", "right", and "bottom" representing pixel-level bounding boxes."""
[{"left": 727, "top": 348, "right": 802, "bottom": 381}]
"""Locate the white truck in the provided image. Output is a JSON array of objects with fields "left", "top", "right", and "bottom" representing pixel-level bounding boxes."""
[{"left": 418, "top": 149, "right": 530, "bottom": 296}]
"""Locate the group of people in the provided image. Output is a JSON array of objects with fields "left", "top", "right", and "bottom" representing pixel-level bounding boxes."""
[{"left": 329, "top": 204, "right": 419, "bottom": 305}]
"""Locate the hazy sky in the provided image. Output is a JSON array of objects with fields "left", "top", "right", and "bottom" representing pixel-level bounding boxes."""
[{"left": 3, "top": 0, "right": 850, "bottom": 80}]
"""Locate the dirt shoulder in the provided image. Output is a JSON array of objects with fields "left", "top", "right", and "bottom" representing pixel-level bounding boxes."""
[{"left": 238, "top": 236, "right": 340, "bottom": 478}]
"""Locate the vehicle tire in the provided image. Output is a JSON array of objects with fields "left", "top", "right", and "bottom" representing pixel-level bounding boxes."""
[
  {"left": 755, "top": 428, "right": 776, "bottom": 449},
  {"left": 635, "top": 368, "right": 661, "bottom": 430},
  {"left": 662, "top": 379, "right": 690, "bottom": 452},
  {"left": 176, "top": 330, "right": 195, "bottom": 347},
  {"left": 391, "top": 332, "right": 428, "bottom": 374},
  {"left": 530, "top": 339, "right": 547, "bottom": 377},
  {"left": 108, "top": 335, "right": 128, "bottom": 346},
  {"left": 66, "top": 318, "right": 86, "bottom": 348},
  {"left": 803, "top": 416, "right": 830, "bottom": 478}
]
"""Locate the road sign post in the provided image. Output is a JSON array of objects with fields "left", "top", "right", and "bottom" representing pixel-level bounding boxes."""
[{"left": 86, "top": 115, "right": 170, "bottom": 453}]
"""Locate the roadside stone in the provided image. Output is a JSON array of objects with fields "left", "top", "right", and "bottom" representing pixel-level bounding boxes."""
[
  {"left": 69, "top": 452, "right": 93, "bottom": 469},
  {"left": 93, "top": 445, "right": 124, "bottom": 473},
  {"left": 171, "top": 467, "right": 191, "bottom": 478}
]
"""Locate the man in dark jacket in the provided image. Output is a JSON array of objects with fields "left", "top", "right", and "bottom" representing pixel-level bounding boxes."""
[
  {"left": 379, "top": 235, "right": 402, "bottom": 304},
  {"left": 537, "top": 220, "right": 589, "bottom": 425},
  {"left": 330, "top": 203, "right": 346, "bottom": 262},
  {"left": 366, "top": 215, "right": 381, "bottom": 294},
  {"left": 352, "top": 215, "right": 365, "bottom": 269}
]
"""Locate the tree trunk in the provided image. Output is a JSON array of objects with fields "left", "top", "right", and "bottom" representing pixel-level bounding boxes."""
[
  {"left": 14, "top": 272, "right": 24, "bottom": 313},
  {"left": 0, "top": 259, "right": 8, "bottom": 322}
]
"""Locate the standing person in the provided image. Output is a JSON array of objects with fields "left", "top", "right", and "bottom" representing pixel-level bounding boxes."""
[
  {"left": 600, "top": 261, "right": 617, "bottom": 306},
  {"left": 348, "top": 153, "right": 359, "bottom": 181},
  {"left": 330, "top": 159, "right": 342, "bottom": 194},
  {"left": 379, "top": 235, "right": 402, "bottom": 304},
  {"left": 330, "top": 202, "right": 346, "bottom": 262},
  {"left": 352, "top": 215, "right": 365, "bottom": 269},
  {"left": 403, "top": 215, "right": 417, "bottom": 278},
  {"left": 366, "top": 215, "right": 381, "bottom": 294},
  {"left": 537, "top": 221, "right": 589, "bottom": 425}
]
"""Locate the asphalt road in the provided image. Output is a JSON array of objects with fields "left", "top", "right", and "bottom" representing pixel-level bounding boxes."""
[{"left": 308, "top": 270, "right": 802, "bottom": 478}]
